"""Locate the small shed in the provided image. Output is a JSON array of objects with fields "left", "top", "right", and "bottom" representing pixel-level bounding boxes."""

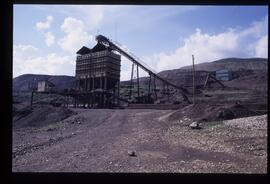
[
  {"left": 215, "top": 69, "right": 232, "bottom": 81},
  {"left": 37, "top": 80, "right": 55, "bottom": 92}
]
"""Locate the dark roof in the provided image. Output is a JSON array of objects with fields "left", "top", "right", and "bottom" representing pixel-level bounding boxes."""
[
  {"left": 76, "top": 46, "right": 91, "bottom": 55},
  {"left": 91, "top": 43, "right": 112, "bottom": 52}
]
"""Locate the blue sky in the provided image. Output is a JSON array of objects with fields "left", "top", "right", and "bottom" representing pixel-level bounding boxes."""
[{"left": 13, "top": 5, "right": 268, "bottom": 80}]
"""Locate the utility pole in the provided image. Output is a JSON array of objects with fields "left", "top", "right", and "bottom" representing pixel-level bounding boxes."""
[{"left": 192, "top": 55, "right": 195, "bottom": 105}]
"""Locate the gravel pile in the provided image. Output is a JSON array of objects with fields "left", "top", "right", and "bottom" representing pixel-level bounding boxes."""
[
  {"left": 13, "top": 105, "right": 75, "bottom": 128},
  {"left": 224, "top": 114, "right": 267, "bottom": 129},
  {"left": 168, "top": 103, "right": 258, "bottom": 123}
]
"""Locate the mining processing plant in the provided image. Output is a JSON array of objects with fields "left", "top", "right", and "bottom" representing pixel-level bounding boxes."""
[
  {"left": 31, "top": 35, "right": 225, "bottom": 109},
  {"left": 72, "top": 35, "right": 191, "bottom": 108}
]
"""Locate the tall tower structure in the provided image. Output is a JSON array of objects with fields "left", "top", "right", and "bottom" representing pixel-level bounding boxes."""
[{"left": 75, "top": 43, "right": 121, "bottom": 107}]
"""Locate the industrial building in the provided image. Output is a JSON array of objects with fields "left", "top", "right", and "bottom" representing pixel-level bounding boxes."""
[
  {"left": 37, "top": 80, "right": 55, "bottom": 92},
  {"left": 72, "top": 35, "right": 192, "bottom": 107},
  {"left": 75, "top": 42, "right": 121, "bottom": 107},
  {"left": 215, "top": 69, "right": 233, "bottom": 81},
  {"left": 29, "top": 35, "right": 227, "bottom": 109}
]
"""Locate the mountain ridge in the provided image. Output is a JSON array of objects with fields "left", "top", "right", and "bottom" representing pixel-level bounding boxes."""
[{"left": 13, "top": 57, "right": 268, "bottom": 92}]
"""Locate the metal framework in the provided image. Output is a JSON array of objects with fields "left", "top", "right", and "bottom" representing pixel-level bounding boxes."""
[
  {"left": 95, "top": 35, "right": 190, "bottom": 104},
  {"left": 74, "top": 43, "right": 122, "bottom": 108},
  {"left": 30, "top": 35, "right": 226, "bottom": 109}
]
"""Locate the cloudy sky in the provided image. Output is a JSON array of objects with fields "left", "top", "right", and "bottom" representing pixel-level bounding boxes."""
[{"left": 13, "top": 5, "right": 268, "bottom": 80}]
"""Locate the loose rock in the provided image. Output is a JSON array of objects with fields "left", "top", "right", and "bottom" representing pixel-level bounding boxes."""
[
  {"left": 128, "top": 150, "right": 136, "bottom": 157},
  {"left": 189, "top": 122, "right": 201, "bottom": 129}
]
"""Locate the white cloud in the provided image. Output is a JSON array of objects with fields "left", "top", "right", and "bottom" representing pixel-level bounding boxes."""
[
  {"left": 36, "top": 16, "right": 53, "bottom": 31},
  {"left": 75, "top": 5, "right": 104, "bottom": 30},
  {"left": 13, "top": 45, "right": 40, "bottom": 59},
  {"left": 240, "top": 15, "right": 268, "bottom": 38},
  {"left": 33, "top": 5, "right": 200, "bottom": 33},
  {"left": 143, "top": 15, "right": 268, "bottom": 72},
  {"left": 13, "top": 44, "right": 75, "bottom": 78},
  {"left": 35, "top": 16, "right": 55, "bottom": 47},
  {"left": 255, "top": 35, "right": 268, "bottom": 58},
  {"left": 58, "top": 17, "right": 94, "bottom": 53},
  {"left": 151, "top": 28, "right": 240, "bottom": 71},
  {"left": 44, "top": 32, "right": 55, "bottom": 46},
  {"left": 12, "top": 43, "right": 140, "bottom": 81},
  {"left": 67, "top": 5, "right": 123, "bottom": 31}
]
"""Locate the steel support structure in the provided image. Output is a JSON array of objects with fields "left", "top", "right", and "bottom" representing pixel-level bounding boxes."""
[
  {"left": 153, "top": 76, "right": 157, "bottom": 100},
  {"left": 96, "top": 35, "right": 190, "bottom": 103},
  {"left": 129, "top": 63, "right": 134, "bottom": 100},
  {"left": 136, "top": 64, "right": 140, "bottom": 99},
  {"left": 148, "top": 74, "right": 152, "bottom": 102}
]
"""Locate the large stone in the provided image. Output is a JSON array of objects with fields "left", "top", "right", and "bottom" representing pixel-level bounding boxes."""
[
  {"left": 189, "top": 122, "right": 201, "bottom": 129},
  {"left": 128, "top": 150, "right": 136, "bottom": 157}
]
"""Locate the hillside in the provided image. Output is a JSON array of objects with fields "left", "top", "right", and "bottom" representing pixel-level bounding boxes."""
[
  {"left": 131, "top": 58, "right": 267, "bottom": 88},
  {"left": 13, "top": 74, "right": 75, "bottom": 93},
  {"left": 177, "top": 57, "right": 267, "bottom": 71},
  {"left": 13, "top": 58, "right": 268, "bottom": 93}
]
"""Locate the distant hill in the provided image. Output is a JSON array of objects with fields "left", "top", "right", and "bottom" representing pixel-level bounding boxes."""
[
  {"left": 13, "top": 74, "right": 75, "bottom": 93},
  {"left": 13, "top": 58, "right": 268, "bottom": 92},
  {"left": 155, "top": 57, "right": 267, "bottom": 87},
  {"left": 178, "top": 57, "right": 267, "bottom": 72},
  {"left": 213, "top": 57, "right": 267, "bottom": 63}
]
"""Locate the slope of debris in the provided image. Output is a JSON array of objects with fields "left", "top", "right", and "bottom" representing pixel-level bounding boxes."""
[
  {"left": 168, "top": 103, "right": 258, "bottom": 123},
  {"left": 13, "top": 105, "right": 75, "bottom": 128}
]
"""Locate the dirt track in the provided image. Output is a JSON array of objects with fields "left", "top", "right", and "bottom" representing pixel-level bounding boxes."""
[{"left": 12, "top": 108, "right": 267, "bottom": 173}]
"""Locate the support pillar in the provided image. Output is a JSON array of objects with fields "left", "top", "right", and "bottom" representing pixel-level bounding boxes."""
[
  {"left": 148, "top": 74, "right": 152, "bottom": 103},
  {"left": 99, "top": 93, "right": 102, "bottom": 108},
  {"left": 90, "top": 78, "right": 92, "bottom": 91},
  {"left": 167, "top": 85, "right": 169, "bottom": 101},
  {"left": 192, "top": 54, "right": 196, "bottom": 105},
  {"left": 92, "top": 77, "right": 95, "bottom": 90},
  {"left": 104, "top": 77, "right": 107, "bottom": 107},
  {"left": 75, "top": 79, "right": 78, "bottom": 91},
  {"left": 104, "top": 77, "right": 107, "bottom": 90},
  {"left": 117, "top": 80, "right": 120, "bottom": 106},
  {"left": 153, "top": 77, "right": 157, "bottom": 100},
  {"left": 162, "top": 82, "right": 165, "bottom": 97},
  {"left": 137, "top": 64, "right": 140, "bottom": 100},
  {"left": 91, "top": 93, "right": 94, "bottom": 108},
  {"left": 129, "top": 63, "right": 134, "bottom": 100},
  {"left": 113, "top": 86, "right": 116, "bottom": 106},
  {"left": 100, "top": 77, "right": 102, "bottom": 89},
  {"left": 87, "top": 78, "right": 91, "bottom": 91},
  {"left": 84, "top": 78, "right": 87, "bottom": 92},
  {"left": 79, "top": 79, "right": 81, "bottom": 92}
]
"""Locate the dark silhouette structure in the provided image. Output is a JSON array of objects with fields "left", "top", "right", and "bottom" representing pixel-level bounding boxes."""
[
  {"left": 74, "top": 43, "right": 121, "bottom": 108},
  {"left": 30, "top": 35, "right": 226, "bottom": 109},
  {"left": 71, "top": 35, "right": 192, "bottom": 108}
]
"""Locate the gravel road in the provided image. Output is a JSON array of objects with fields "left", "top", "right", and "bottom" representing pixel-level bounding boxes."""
[{"left": 12, "top": 108, "right": 267, "bottom": 173}]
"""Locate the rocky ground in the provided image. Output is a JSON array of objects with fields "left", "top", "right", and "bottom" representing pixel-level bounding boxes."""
[
  {"left": 12, "top": 107, "right": 267, "bottom": 173},
  {"left": 12, "top": 58, "right": 267, "bottom": 173}
]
